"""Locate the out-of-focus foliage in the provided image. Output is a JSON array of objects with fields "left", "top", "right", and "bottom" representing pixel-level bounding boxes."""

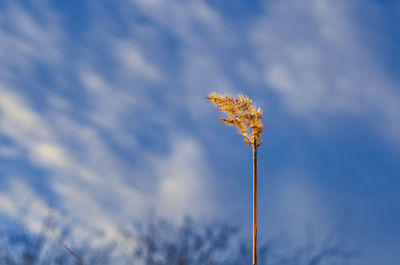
[{"left": 0, "top": 214, "right": 356, "bottom": 265}]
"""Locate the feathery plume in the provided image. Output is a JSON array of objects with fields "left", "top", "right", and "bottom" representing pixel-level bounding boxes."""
[{"left": 205, "top": 92, "right": 264, "bottom": 147}]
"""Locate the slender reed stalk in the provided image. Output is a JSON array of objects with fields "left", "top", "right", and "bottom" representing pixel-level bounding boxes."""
[
  {"left": 252, "top": 143, "right": 257, "bottom": 265},
  {"left": 205, "top": 92, "right": 264, "bottom": 265}
]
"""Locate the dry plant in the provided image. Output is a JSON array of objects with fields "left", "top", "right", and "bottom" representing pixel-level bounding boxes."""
[
  {"left": 205, "top": 92, "right": 264, "bottom": 265},
  {"left": 205, "top": 93, "right": 263, "bottom": 147}
]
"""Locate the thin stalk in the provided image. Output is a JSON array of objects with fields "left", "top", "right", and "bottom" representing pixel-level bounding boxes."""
[
  {"left": 205, "top": 93, "right": 263, "bottom": 265},
  {"left": 253, "top": 144, "right": 257, "bottom": 265}
]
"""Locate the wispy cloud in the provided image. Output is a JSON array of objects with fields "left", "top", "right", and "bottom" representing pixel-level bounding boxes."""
[
  {"left": 152, "top": 135, "right": 215, "bottom": 219},
  {"left": 0, "top": 178, "right": 52, "bottom": 233},
  {"left": 248, "top": 0, "right": 400, "bottom": 141},
  {"left": 0, "top": 1, "right": 63, "bottom": 81},
  {"left": 0, "top": 1, "right": 399, "bottom": 263}
]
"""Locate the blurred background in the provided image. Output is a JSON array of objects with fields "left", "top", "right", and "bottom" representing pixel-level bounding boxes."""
[{"left": 0, "top": 0, "right": 399, "bottom": 264}]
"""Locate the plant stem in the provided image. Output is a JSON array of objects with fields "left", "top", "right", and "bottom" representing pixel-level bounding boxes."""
[{"left": 253, "top": 144, "right": 257, "bottom": 265}]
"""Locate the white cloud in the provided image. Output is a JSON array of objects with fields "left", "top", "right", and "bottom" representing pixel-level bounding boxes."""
[
  {"left": 0, "top": 85, "right": 83, "bottom": 175},
  {"left": 249, "top": 0, "right": 400, "bottom": 142},
  {"left": 132, "top": 0, "right": 221, "bottom": 28},
  {"left": 79, "top": 69, "right": 137, "bottom": 139},
  {"left": 0, "top": 86, "right": 48, "bottom": 138},
  {"left": 0, "top": 79, "right": 215, "bottom": 234},
  {"left": 0, "top": 178, "right": 52, "bottom": 233},
  {"left": 113, "top": 41, "right": 161, "bottom": 81},
  {"left": 34, "top": 142, "right": 69, "bottom": 166},
  {"left": 153, "top": 135, "right": 214, "bottom": 219},
  {"left": 0, "top": 146, "right": 20, "bottom": 158},
  {"left": 0, "top": 1, "right": 63, "bottom": 80}
]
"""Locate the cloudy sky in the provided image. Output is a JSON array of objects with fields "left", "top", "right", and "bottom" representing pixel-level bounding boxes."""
[{"left": 0, "top": 0, "right": 399, "bottom": 264}]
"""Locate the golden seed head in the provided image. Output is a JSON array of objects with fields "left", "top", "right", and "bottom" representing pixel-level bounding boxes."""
[{"left": 205, "top": 92, "right": 264, "bottom": 147}]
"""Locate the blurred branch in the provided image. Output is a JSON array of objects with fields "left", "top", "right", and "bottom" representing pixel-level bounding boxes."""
[
  {"left": 49, "top": 217, "right": 88, "bottom": 265},
  {"left": 201, "top": 251, "right": 215, "bottom": 265}
]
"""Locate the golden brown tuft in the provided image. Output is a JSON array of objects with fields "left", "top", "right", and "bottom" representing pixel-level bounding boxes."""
[{"left": 205, "top": 92, "right": 264, "bottom": 147}]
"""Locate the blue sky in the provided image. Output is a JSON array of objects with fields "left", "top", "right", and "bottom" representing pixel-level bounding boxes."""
[{"left": 0, "top": 0, "right": 399, "bottom": 264}]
